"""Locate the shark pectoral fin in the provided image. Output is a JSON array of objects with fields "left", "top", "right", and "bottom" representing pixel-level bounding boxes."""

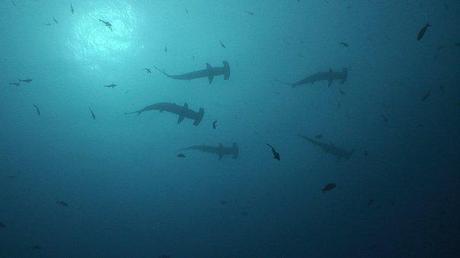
[
  {"left": 218, "top": 153, "right": 223, "bottom": 160},
  {"left": 178, "top": 115, "right": 185, "bottom": 124},
  {"left": 208, "top": 73, "right": 214, "bottom": 84},
  {"left": 183, "top": 103, "right": 188, "bottom": 109}
]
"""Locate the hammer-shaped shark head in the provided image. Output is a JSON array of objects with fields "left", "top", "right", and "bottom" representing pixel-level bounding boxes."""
[{"left": 193, "top": 108, "right": 205, "bottom": 126}]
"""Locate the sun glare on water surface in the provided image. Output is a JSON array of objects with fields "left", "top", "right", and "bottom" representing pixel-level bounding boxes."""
[{"left": 67, "top": 2, "right": 137, "bottom": 68}]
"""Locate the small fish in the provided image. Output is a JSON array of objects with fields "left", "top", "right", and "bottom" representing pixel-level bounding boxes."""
[
  {"left": 56, "top": 201, "right": 69, "bottom": 207},
  {"left": 11, "top": 0, "right": 16, "bottom": 7},
  {"left": 315, "top": 134, "right": 323, "bottom": 139},
  {"left": 455, "top": 42, "right": 460, "bottom": 47},
  {"left": 164, "top": 45, "right": 168, "bottom": 53},
  {"left": 421, "top": 89, "right": 431, "bottom": 102},
  {"left": 367, "top": 199, "right": 374, "bottom": 207},
  {"left": 245, "top": 11, "right": 255, "bottom": 16},
  {"left": 176, "top": 153, "right": 186, "bottom": 158},
  {"left": 339, "top": 42, "right": 349, "bottom": 47},
  {"left": 219, "top": 200, "right": 228, "bottom": 205},
  {"left": 219, "top": 40, "right": 226, "bottom": 48},
  {"left": 44, "top": 23, "right": 52, "bottom": 26},
  {"left": 33, "top": 104, "right": 41, "bottom": 116},
  {"left": 212, "top": 120, "right": 218, "bottom": 129},
  {"left": 439, "top": 85, "right": 445, "bottom": 94},
  {"left": 19, "top": 79, "right": 32, "bottom": 83},
  {"left": 99, "top": 19, "right": 112, "bottom": 31},
  {"left": 322, "top": 183, "right": 336, "bottom": 193},
  {"left": 53, "top": 17, "right": 58, "bottom": 24},
  {"left": 0, "top": 222, "right": 5, "bottom": 228},
  {"left": 364, "top": 150, "right": 369, "bottom": 157},
  {"left": 185, "top": 8, "right": 189, "bottom": 15},
  {"left": 89, "top": 107, "right": 96, "bottom": 120},
  {"left": 158, "top": 255, "right": 170, "bottom": 258},
  {"left": 144, "top": 68, "right": 152, "bottom": 73},
  {"left": 70, "top": 4, "right": 74, "bottom": 14},
  {"left": 381, "top": 114, "right": 389, "bottom": 123},
  {"left": 104, "top": 83, "right": 117, "bottom": 88},
  {"left": 32, "top": 245, "right": 42, "bottom": 250},
  {"left": 417, "top": 23, "right": 431, "bottom": 41},
  {"left": 9, "top": 82, "right": 20, "bottom": 86},
  {"left": 267, "top": 144, "right": 280, "bottom": 161},
  {"left": 339, "top": 89, "right": 346, "bottom": 95}
]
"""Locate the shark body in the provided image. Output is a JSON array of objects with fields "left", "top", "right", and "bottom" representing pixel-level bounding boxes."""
[
  {"left": 284, "top": 68, "right": 348, "bottom": 87},
  {"left": 154, "top": 61, "right": 230, "bottom": 84},
  {"left": 180, "top": 143, "right": 239, "bottom": 159},
  {"left": 298, "top": 135, "right": 353, "bottom": 160},
  {"left": 126, "top": 102, "right": 204, "bottom": 126}
]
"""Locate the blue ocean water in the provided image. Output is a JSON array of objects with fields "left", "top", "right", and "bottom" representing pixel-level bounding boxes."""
[{"left": 1, "top": 0, "right": 459, "bottom": 257}]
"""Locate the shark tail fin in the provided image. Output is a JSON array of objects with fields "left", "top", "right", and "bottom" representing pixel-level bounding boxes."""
[
  {"left": 206, "top": 63, "right": 214, "bottom": 84},
  {"left": 222, "top": 61, "right": 230, "bottom": 80},
  {"left": 274, "top": 79, "right": 295, "bottom": 87},
  {"left": 232, "top": 143, "right": 239, "bottom": 159},
  {"left": 125, "top": 110, "right": 141, "bottom": 115},
  {"left": 153, "top": 65, "right": 171, "bottom": 78},
  {"left": 193, "top": 108, "right": 205, "bottom": 126},
  {"left": 341, "top": 68, "right": 348, "bottom": 84}
]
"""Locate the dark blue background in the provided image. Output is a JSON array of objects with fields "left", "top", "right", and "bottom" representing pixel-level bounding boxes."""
[{"left": 1, "top": 0, "right": 459, "bottom": 257}]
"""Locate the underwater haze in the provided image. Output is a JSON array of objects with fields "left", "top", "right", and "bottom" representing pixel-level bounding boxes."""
[{"left": 1, "top": 0, "right": 460, "bottom": 257}]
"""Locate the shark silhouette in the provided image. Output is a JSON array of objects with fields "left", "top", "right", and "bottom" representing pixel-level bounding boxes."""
[
  {"left": 153, "top": 61, "right": 230, "bottom": 84},
  {"left": 298, "top": 135, "right": 353, "bottom": 160},
  {"left": 179, "top": 143, "right": 239, "bottom": 159},
  {"left": 125, "top": 102, "right": 204, "bottom": 126},
  {"left": 281, "top": 68, "right": 348, "bottom": 87}
]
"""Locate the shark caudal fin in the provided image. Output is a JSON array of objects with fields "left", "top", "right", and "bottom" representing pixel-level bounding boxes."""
[
  {"left": 222, "top": 61, "right": 230, "bottom": 80},
  {"left": 341, "top": 68, "right": 348, "bottom": 84},
  {"left": 232, "top": 142, "right": 239, "bottom": 159},
  {"left": 193, "top": 108, "right": 205, "bottom": 126},
  {"left": 206, "top": 63, "right": 214, "bottom": 84},
  {"left": 125, "top": 110, "right": 141, "bottom": 115}
]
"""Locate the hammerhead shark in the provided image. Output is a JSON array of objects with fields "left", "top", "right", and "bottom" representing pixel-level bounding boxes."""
[
  {"left": 280, "top": 68, "right": 348, "bottom": 87},
  {"left": 298, "top": 135, "right": 353, "bottom": 160},
  {"left": 153, "top": 61, "right": 230, "bottom": 84},
  {"left": 125, "top": 102, "right": 204, "bottom": 126},
  {"left": 179, "top": 143, "right": 239, "bottom": 159}
]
